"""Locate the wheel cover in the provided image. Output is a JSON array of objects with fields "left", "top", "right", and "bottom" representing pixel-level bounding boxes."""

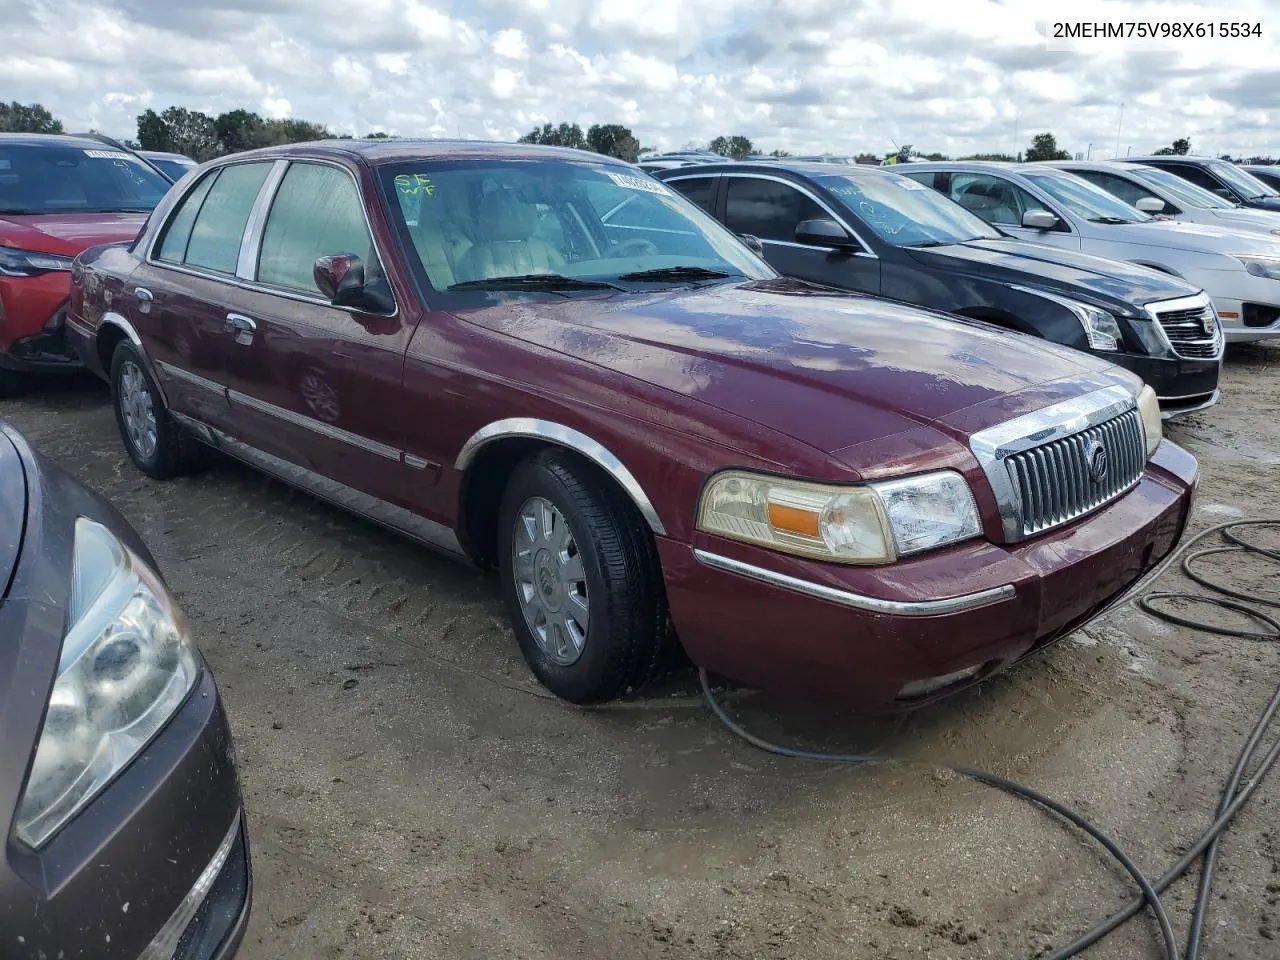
[
  {"left": 512, "top": 496, "right": 590, "bottom": 666},
  {"left": 119, "top": 360, "right": 158, "bottom": 460}
]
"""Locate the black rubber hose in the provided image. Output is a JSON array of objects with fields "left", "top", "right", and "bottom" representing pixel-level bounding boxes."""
[{"left": 700, "top": 518, "right": 1280, "bottom": 960}]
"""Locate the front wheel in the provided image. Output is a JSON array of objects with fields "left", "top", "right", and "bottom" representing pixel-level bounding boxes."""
[
  {"left": 110, "top": 341, "right": 207, "bottom": 479},
  {"left": 498, "top": 451, "right": 673, "bottom": 704}
]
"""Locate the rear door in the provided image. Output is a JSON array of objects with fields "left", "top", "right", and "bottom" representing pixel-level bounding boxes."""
[
  {"left": 220, "top": 159, "right": 417, "bottom": 509},
  {"left": 721, "top": 174, "right": 880, "bottom": 292},
  {"left": 130, "top": 161, "right": 275, "bottom": 428}
]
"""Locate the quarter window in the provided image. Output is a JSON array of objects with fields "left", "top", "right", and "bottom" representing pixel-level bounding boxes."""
[
  {"left": 155, "top": 172, "right": 217, "bottom": 264},
  {"left": 182, "top": 162, "right": 272, "bottom": 275},
  {"left": 257, "top": 162, "right": 373, "bottom": 294},
  {"left": 725, "top": 178, "right": 827, "bottom": 243},
  {"left": 947, "top": 173, "right": 1042, "bottom": 226}
]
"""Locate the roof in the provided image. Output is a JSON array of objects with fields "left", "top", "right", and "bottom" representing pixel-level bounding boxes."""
[
  {"left": 658, "top": 159, "right": 896, "bottom": 179},
  {"left": 903, "top": 160, "right": 1079, "bottom": 177},
  {"left": 209, "top": 138, "right": 634, "bottom": 166},
  {"left": 1122, "top": 155, "right": 1219, "bottom": 164},
  {"left": 1050, "top": 159, "right": 1159, "bottom": 174},
  {"left": 138, "top": 150, "right": 195, "bottom": 162},
  {"left": 0, "top": 132, "right": 119, "bottom": 149}
]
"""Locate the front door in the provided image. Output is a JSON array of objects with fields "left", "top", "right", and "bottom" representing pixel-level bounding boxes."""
[
  {"left": 220, "top": 159, "right": 417, "bottom": 510},
  {"left": 945, "top": 172, "right": 1082, "bottom": 251},
  {"left": 721, "top": 176, "right": 881, "bottom": 292}
]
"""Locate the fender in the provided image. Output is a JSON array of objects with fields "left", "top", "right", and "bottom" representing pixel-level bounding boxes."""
[
  {"left": 96, "top": 311, "right": 170, "bottom": 407},
  {"left": 456, "top": 418, "right": 668, "bottom": 536}
]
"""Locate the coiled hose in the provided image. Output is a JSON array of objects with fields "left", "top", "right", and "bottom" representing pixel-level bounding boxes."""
[{"left": 700, "top": 519, "right": 1280, "bottom": 960}]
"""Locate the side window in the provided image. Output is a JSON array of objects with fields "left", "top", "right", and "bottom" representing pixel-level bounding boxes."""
[
  {"left": 155, "top": 172, "right": 218, "bottom": 264},
  {"left": 725, "top": 178, "right": 826, "bottom": 243},
  {"left": 1076, "top": 171, "right": 1163, "bottom": 209},
  {"left": 899, "top": 171, "right": 937, "bottom": 189},
  {"left": 1161, "top": 164, "right": 1226, "bottom": 195},
  {"left": 183, "top": 163, "right": 272, "bottom": 275},
  {"left": 670, "top": 177, "right": 718, "bottom": 215},
  {"left": 948, "top": 173, "right": 1041, "bottom": 225},
  {"left": 257, "top": 162, "right": 373, "bottom": 294}
]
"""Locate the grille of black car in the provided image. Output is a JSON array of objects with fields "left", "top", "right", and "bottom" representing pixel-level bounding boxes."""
[
  {"left": 1005, "top": 409, "right": 1146, "bottom": 537},
  {"left": 1150, "top": 302, "right": 1222, "bottom": 359}
]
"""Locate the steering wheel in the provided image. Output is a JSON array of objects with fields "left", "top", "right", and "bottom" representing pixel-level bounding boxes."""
[{"left": 608, "top": 238, "right": 659, "bottom": 258}]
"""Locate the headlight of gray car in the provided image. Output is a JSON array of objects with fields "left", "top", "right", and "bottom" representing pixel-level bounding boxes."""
[
  {"left": 1237, "top": 256, "right": 1280, "bottom": 281},
  {"left": 697, "top": 469, "right": 981, "bottom": 564},
  {"left": 15, "top": 518, "right": 200, "bottom": 848},
  {"left": 1009, "top": 285, "right": 1123, "bottom": 351}
]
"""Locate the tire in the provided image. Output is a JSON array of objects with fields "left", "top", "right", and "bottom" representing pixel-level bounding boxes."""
[
  {"left": 497, "top": 450, "right": 674, "bottom": 704},
  {"left": 110, "top": 341, "right": 207, "bottom": 479},
  {"left": 0, "top": 368, "right": 24, "bottom": 399}
]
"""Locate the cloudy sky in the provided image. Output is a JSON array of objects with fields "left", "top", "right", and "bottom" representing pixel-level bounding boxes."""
[{"left": 3, "top": 0, "right": 1279, "bottom": 157}]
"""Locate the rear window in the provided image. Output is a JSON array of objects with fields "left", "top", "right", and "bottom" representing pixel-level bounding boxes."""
[{"left": 0, "top": 143, "right": 170, "bottom": 215}]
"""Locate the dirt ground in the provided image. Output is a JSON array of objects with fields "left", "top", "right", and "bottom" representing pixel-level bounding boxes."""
[{"left": 3, "top": 344, "right": 1279, "bottom": 960}]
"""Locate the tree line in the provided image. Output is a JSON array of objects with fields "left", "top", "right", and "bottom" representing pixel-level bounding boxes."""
[{"left": 2, "top": 99, "right": 1277, "bottom": 166}]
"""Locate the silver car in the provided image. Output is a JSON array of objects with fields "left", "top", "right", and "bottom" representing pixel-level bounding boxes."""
[
  {"left": 902, "top": 162, "right": 1280, "bottom": 342},
  {"left": 1048, "top": 160, "right": 1280, "bottom": 240}
]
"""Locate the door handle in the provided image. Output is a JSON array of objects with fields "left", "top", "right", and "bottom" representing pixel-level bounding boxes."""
[
  {"left": 225, "top": 313, "right": 257, "bottom": 345},
  {"left": 134, "top": 287, "right": 153, "bottom": 302}
]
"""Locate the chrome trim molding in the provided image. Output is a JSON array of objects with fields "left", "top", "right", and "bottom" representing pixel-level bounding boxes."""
[
  {"left": 693, "top": 549, "right": 1015, "bottom": 616},
  {"left": 227, "top": 390, "right": 401, "bottom": 461},
  {"left": 99, "top": 313, "right": 168, "bottom": 406},
  {"left": 155, "top": 360, "right": 226, "bottom": 396},
  {"left": 236, "top": 159, "right": 289, "bottom": 279},
  {"left": 455, "top": 418, "right": 667, "bottom": 535},
  {"left": 1144, "top": 291, "right": 1224, "bottom": 361},
  {"left": 968, "top": 384, "right": 1140, "bottom": 542},
  {"left": 175, "top": 414, "right": 467, "bottom": 559}
]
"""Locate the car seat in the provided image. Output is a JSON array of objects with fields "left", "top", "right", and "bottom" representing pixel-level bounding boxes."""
[{"left": 454, "top": 189, "right": 565, "bottom": 282}]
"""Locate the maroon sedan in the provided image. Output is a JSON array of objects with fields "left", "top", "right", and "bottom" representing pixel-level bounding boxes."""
[{"left": 67, "top": 140, "right": 1195, "bottom": 708}]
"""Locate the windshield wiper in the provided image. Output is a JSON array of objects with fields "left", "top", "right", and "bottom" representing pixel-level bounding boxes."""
[
  {"left": 618, "top": 266, "right": 734, "bottom": 283},
  {"left": 1089, "top": 216, "right": 1136, "bottom": 224},
  {"left": 905, "top": 240, "right": 954, "bottom": 248},
  {"left": 447, "top": 273, "right": 624, "bottom": 292}
]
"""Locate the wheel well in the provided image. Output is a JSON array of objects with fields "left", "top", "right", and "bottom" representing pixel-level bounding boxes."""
[
  {"left": 96, "top": 323, "right": 129, "bottom": 375},
  {"left": 954, "top": 307, "right": 1036, "bottom": 335},
  {"left": 459, "top": 438, "right": 652, "bottom": 567}
]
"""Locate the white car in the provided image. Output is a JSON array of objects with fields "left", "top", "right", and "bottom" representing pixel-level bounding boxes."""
[
  {"left": 1049, "top": 160, "right": 1280, "bottom": 240},
  {"left": 902, "top": 161, "right": 1280, "bottom": 342}
]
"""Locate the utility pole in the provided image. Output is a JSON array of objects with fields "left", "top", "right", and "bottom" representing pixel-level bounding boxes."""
[
  {"left": 1114, "top": 101, "right": 1124, "bottom": 157},
  {"left": 1087, "top": 142, "right": 1094, "bottom": 160}
]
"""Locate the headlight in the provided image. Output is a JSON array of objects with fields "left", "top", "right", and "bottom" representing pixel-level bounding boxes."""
[
  {"left": 1008, "top": 285, "right": 1123, "bottom": 351},
  {"left": 696, "top": 469, "right": 981, "bottom": 564},
  {"left": 1237, "top": 256, "right": 1280, "bottom": 280},
  {"left": 1137, "top": 385, "right": 1162, "bottom": 457},
  {"left": 16, "top": 518, "right": 200, "bottom": 848},
  {"left": 0, "top": 247, "right": 74, "bottom": 277}
]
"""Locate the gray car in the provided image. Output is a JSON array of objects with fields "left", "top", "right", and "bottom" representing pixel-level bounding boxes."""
[
  {"left": 1048, "top": 160, "right": 1280, "bottom": 239},
  {"left": 902, "top": 162, "right": 1280, "bottom": 342}
]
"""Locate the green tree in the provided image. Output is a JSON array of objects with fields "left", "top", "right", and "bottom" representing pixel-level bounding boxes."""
[
  {"left": 214, "top": 109, "right": 264, "bottom": 154},
  {"left": 707, "top": 135, "right": 754, "bottom": 159},
  {"left": 136, "top": 107, "right": 218, "bottom": 160},
  {"left": 364, "top": 131, "right": 390, "bottom": 139},
  {"left": 0, "top": 101, "right": 63, "bottom": 134},
  {"left": 1024, "top": 132, "right": 1070, "bottom": 162},
  {"left": 586, "top": 123, "right": 640, "bottom": 162},
  {"left": 959, "top": 152, "right": 1017, "bottom": 161},
  {"left": 769, "top": 149, "right": 791, "bottom": 158},
  {"left": 518, "top": 122, "right": 587, "bottom": 150},
  {"left": 854, "top": 152, "right": 880, "bottom": 164},
  {"left": 1154, "top": 137, "right": 1191, "bottom": 156}
]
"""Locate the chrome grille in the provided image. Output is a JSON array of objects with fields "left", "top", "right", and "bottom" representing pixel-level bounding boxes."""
[
  {"left": 1149, "top": 297, "right": 1222, "bottom": 360},
  {"left": 1005, "top": 409, "right": 1146, "bottom": 536}
]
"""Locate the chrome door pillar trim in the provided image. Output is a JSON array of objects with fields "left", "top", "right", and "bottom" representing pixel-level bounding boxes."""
[
  {"left": 236, "top": 159, "right": 289, "bottom": 280},
  {"left": 692, "top": 549, "right": 1015, "bottom": 615},
  {"left": 455, "top": 418, "right": 667, "bottom": 536}
]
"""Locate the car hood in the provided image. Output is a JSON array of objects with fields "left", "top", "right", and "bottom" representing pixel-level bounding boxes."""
[
  {"left": 1095, "top": 218, "right": 1280, "bottom": 255},
  {"left": 908, "top": 238, "right": 1197, "bottom": 308},
  {"left": 0, "top": 212, "right": 149, "bottom": 256},
  {"left": 457, "top": 279, "right": 1116, "bottom": 456},
  {"left": 1208, "top": 207, "right": 1280, "bottom": 234}
]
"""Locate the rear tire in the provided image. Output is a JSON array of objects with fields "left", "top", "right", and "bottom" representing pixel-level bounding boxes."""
[
  {"left": 110, "top": 341, "right": 207, "bottom": 479},
  {"left": 497, "top": 450, "right": 674, "bottom": 704},
  {"left": 0, "top": 368, "right": 24, "bottom": 399}
]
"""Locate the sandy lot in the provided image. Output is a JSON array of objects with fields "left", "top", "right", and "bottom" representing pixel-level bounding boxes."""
[{"left": 3, "top": 343, "right": 1278, "bottom": 960}]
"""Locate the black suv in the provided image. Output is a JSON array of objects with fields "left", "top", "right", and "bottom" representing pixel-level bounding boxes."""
[
  {"left": 658, "top": 161, "right": 1221, "bottom": 418},
  {"left": 1123, "top": 156, "right": 1280, "bottom": 211}
]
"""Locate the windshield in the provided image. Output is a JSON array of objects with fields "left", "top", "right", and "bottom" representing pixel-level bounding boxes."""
[
  {"left": 816, "top": 173, "right": 1002, "bottom": 246},
  {"left": 381, "top": 159, "right": 773, "bottom": 296},
  {"left": 1023, "top": 171, "right": 1152, "bottom": 223},
  {"left": 0, "top": 144, "right": 170, "bottom": 214},
  {"left": 1129, "top": 166, "right": 1234, "bottom": 209},
  {"left": 1207, "top": 159, "right": 1279, "bottom": 199}
]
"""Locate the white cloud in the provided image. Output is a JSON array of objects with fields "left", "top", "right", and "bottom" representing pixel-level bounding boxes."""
[{"left": 1, "top": 0, "right": 1277, "bottom": 158}]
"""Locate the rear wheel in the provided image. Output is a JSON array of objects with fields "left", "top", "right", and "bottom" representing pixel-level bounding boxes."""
[
  {"left": 110, "top": 341, "right": 207, "bottom": 479},
  {"left": 498, "top": 450, "right": 673, "bottom": 703}
]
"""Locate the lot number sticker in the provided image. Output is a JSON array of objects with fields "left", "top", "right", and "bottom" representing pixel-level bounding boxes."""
[
  {"left": 84, "top": 150, "right": 135, "bottom": 161},
  {"left": 607, "top": 172, "right": 670, "bottom": 195}
]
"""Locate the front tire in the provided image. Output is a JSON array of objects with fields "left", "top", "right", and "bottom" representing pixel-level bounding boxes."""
[
  {"left": 110, "top": 341, "right": 206, "bottom": 479},
  {"left": 498, "top": 450, "right": 673, "bottom": 704}
]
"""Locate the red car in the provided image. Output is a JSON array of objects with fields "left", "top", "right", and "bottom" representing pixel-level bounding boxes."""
[
  {"left": 0, "top": 133, "right": 170, "bottom": 396},
  {"left": 66, "top": 140, "right": 1196, "bottom": 709}
]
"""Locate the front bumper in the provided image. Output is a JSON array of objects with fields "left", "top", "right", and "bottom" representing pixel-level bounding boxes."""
[
  {"left": 0, "top": 274, "right": 83, "bottom": 371},
  {"left": 1105, "top": 351, "right": 1220, "bottom": 418},
  {"left": 1209, "top": 294, "right": 1280, "bottom": 342},
  {"left": 1, "top": 670, "right": 251, "bottom": 960},
  {"left": 661, "top": 440, "right": 1196, "bottom": 709}
]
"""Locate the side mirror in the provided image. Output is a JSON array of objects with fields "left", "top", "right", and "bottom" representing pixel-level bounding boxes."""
[
  {"left": 314, "top": 253, "right": 366, "bottom": 304},
  {"left": 1021, "top": 209, "right": 1059, "bottom": 230},
  {"left": 795, "top": 218, "right": 857, "bottom": 249},
  {"left": 738, "top": 233, "right": 765, "bottom": 256},
  {"left": 1135, "top": 196, "right": 1166, "bottom": 213}
]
